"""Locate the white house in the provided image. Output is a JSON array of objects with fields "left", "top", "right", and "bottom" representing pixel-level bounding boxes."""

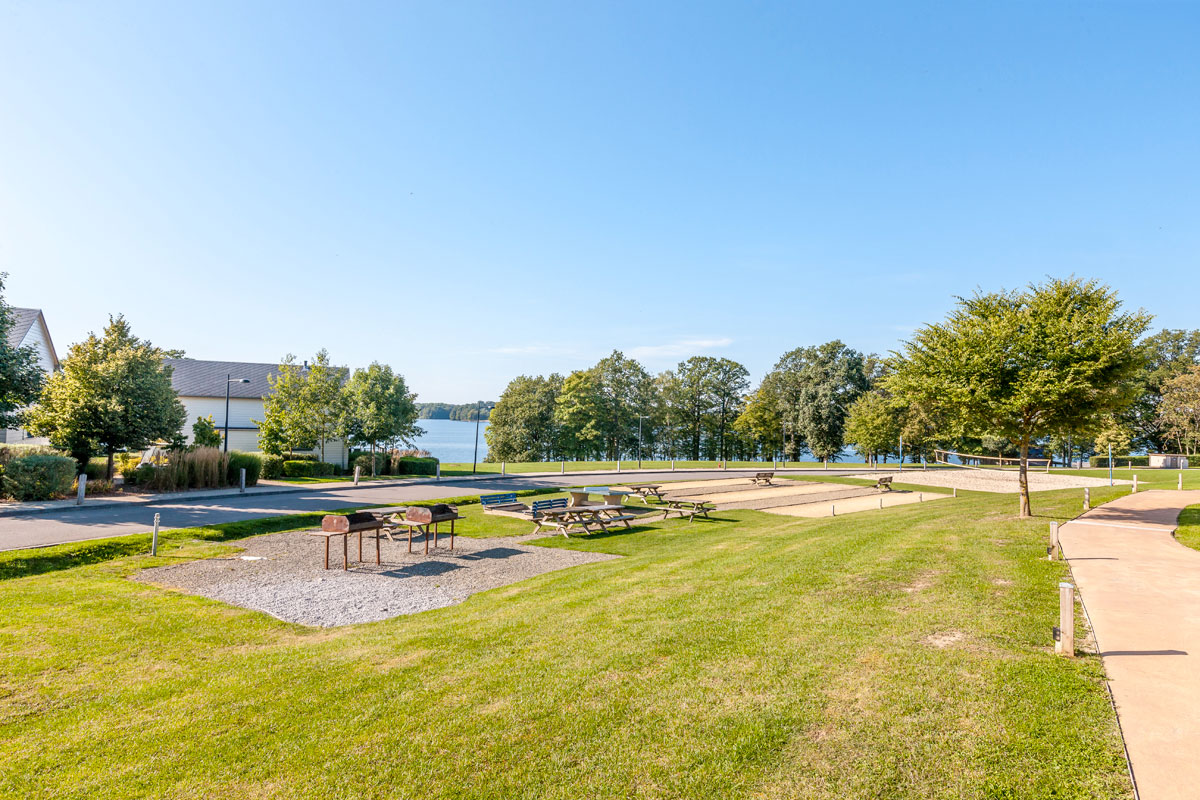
[
  {"left": 165, "top": 358, "right": 349, "bottom": 466},
  {"left": 2, "top": 307, "right": 59, "bottom": 445}
]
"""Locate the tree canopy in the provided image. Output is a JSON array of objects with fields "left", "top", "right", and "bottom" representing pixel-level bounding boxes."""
[
  {"left": 27, "top": 316, "right": 186, "bottom": 476},
  {"left": 888, "top": 277, "right": 1150, "bottom": 516},
  {"left": 339, "top": 363, "right": 421, "bottom": 473},
  {"left": 1158, "top": 365, "right": 1200, "bottom": 456},
  {"left": 0, "top": 273, "right": 45, "bottom": 432}
]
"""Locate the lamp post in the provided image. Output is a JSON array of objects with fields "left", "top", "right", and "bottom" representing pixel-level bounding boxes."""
[
  {"left": 472, "top": 401, "right": 493, "bottom": 475},
  {"left": 637, "top": 415, "right": 649, "bottom": 468},
  {"left": 224, "top": 375, "right": 251, "bottom": 453}
]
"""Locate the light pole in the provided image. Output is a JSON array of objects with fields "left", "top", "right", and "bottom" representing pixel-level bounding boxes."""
[
  {"left": 637, "top": 415, "right": 649, "bottom": 468},
  {"left": 472, "top": 401, "right": 493, "bottom": 474},
  {"left": 224, "top": 375, "right": 251, "bottom": 453}
]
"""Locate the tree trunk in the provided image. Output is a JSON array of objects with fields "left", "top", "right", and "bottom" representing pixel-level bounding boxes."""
[
  {"left": 106, "top": 450, "right": 114, "bottom": 481},
  {"left": 371, "top": 441, "right": 377, "bottom": 477},
  {"left": 1018, "top": 440, "right": 1031, "bottom": 518}
]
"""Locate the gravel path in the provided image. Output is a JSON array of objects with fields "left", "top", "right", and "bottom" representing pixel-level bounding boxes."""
[
  {"left": 871, "top": 469, "right": 1126, "bottom": 493},
  {"left": 132, "top": 530, "right": 619, "bottom": 627}
]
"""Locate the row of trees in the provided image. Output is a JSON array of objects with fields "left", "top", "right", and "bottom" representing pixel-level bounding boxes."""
[{"left": 416, "top": 402, "right": 493, "bottom": 421}]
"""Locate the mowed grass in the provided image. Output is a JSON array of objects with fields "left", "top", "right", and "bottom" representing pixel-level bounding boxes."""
[
  {"left": 1055, "top": 466, "right": 1200, "bottom": 491},
  {"left": 1177, "top": 505, "right": 1200, "bottom": 552},
  {"left": 0, "top": 488, "right": 1133, "bottom": 798}
]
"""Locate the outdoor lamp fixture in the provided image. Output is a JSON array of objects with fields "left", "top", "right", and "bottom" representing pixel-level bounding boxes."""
[
  {"left": 472, "top": 401, "right": 495, "bottom": 474},
  {"left": 224, "top": 375, "right": 251, "bottom": 453}
]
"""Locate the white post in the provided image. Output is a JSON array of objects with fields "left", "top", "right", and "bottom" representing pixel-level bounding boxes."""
[
  {"left": 616, "top": 459, "right": 621, "bottom": 473},
  {"left": 1132, "top": 474, "right": 1138, "bottom": 493},
  {"left": 879, "top": 497, "right": 883, "bottom": 510},
  {"left": 922, "top": 457, "right": 926, "bottom": 471},
  {"left": 1057, "top": 582, "right": 1075, "bottom": 657},
  {"left": 501, "top": 461, "right": 506, "bottom": 476},
  {"left": 823, "top": 459, "right": 828, "bottom": 470},
  {"left": 831, "top": 504, "right": 836, "bottom": 516},
  {"left": 76, "top": 474, "right": 86, "bottom": 505},
  {"left": 722, "top": 460, "right": 726, "bottom": 470},
  {"left": 918, "top": 493, "right": 923, "bottom": 502},
  {"left": 1180, "top": 472, "right": 1185, "bottom": 491},
  {"left": 354, "top": 466, "right": 360, "bottom": 486},
  {"left": 671, "top": 459, "right": 675, "bottom": 471},
  {"left": 1049, "top": 521, "right": 1059, "bottom": 560},
  {"left": 561, "top": 460, "right": 565, "bottom": 474},
  {"left": 239, "top": 468, "right": 246, "bottom": 493},
  {"left": 953, "top": 487, "right": 957, "bottom": 498},
  {"left": 436, "top": 462, "right": 441, "bottom": 481},
  {"left": 1084, "top": 487, "right": 1090, "bottom": 511},
  {"left": 151, "top": 512, "right": 160, "bottom": 556}
]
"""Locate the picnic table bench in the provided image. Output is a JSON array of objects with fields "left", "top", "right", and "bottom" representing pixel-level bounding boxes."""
[
  {"left": 875, "top": 476, "right": 893, "bottom": 492},
  {"left": 530, "top": 498, "right": 640, "bottom": 537},
  {"left": 624, "top": 483, "right": 665, "bottom": 502},
  {"left": 659, "top": 498, "right": 716, "bottom": 522},
  {"left": 750, "top": 471, "right": 775, "bottom": 486}
]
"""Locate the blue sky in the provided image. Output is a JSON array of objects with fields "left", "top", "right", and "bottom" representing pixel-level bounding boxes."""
[{"left": 2, "top": 2, "right": 1198, "bottom": 402}]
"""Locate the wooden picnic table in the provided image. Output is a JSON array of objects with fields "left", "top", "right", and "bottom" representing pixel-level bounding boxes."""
[
  {"left": 569, "top": 487, "right": 631, "bottom": 507},
  {"left": 659, "top": 498, "right": 715, "bottom": 522},
  {"left": 532, "top": 503, "right": 638, "bottom": 537},
  {"left": 624, "top": 483, "right": 665, "bottom": 502}
]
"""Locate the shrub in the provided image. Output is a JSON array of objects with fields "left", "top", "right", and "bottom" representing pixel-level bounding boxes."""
[
  {"left": 353, "top": 453, "right": 388, "bottom": 475},
  {"left": 320, "top": 462, "right": 342, "bottom": 476},
  {"left": 262, "top": 454, "right": 285, "bottom": 480},
  {"left": 227, "top": 452, "right": 262, "bottom": 487},
  {"left": 282, "top": 460, "right": 319, "bottom": 478},
  {"left": 115, "top": 452, "right": 142, "bottom": 477},
  {"left": 2, "top": 454, "right": 77, "bottom": 501},
  {"left": 192, "top": 415, "right": 223, "bottom": 448},
  {"left": 0, "top": 443, "right": 68, "bottom": 467},
  {"left": 396, "top": 456, "right": 438, "bottom": 476},
  {"left": 84, "top": 457, "right": 108, "bottom": 481},
  {"left": 1089, "top": 455, "right": 1151, "bottom": 468}
]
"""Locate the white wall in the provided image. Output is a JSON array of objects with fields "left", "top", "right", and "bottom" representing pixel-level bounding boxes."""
[{"left": 2, "top": 317, "right": 55, "bottom": 445}]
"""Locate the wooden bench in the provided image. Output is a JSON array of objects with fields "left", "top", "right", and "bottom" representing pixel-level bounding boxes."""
[
  {"left": 750, "top": 471, "right": 775, "bottom": 486},
  {"left": 876, "top": 476, "right": 894, "bottom": 492}
]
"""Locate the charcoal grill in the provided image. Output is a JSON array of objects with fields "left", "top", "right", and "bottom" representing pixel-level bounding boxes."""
[
  {"left": 385, "top": 504, "right": 461, "bottom": 554},
  {"left": 312, "top": 512, "right": 384, "bottom": 570}
]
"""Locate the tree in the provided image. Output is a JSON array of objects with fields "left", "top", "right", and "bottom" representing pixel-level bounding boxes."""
[
  {"left": 0, "top": 273, "right": 46, "bottom": 431},
  {"left": 555, "top": 368, "right": 606, "bottom": 459},
  {"left": 304, "top": 350, "right": 344, "bottom": 463},
  {"left": 192, "top": 414, "right": 222, "bottom": 448},
  {"left": 888, "top": 278, "right": 1150, "bottom": 517},
  {"left": 485, "top": 374, "right": 563, "bottom": 462},
  {"left": 255, "top": 356, "right": 317, "bottom": 457},
  {"left": 339, "top": 363, "right": 421, "bottom": 474},
  {"left": 1123, "top": 329, "right": 1200, "bottom": 451},
  {"left": 772, "top": 341, "right": 869, "bottom": 462},
  {"left": 707, "top": 358, "right": 750, "bottom": 460},
  {"left": 1158, "top": 365, "right": 1200, "bottom": 455},
  {"left": 843, "top": 391, "right": 900, "bottom": 466},
  {"left": 734, "top": 382, "right": 785, "bottom": 459},
  {"left": 1094, "top": 417, "right": 1135, "bottom": 457},
  {"left": 27, "top": 316, "right": 187, "bottom": 477}
]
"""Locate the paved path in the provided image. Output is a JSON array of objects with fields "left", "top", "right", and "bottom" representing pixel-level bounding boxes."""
[
  {"left": 0, "top": 469, "right": 872, "bottom": 552},
  {"left": 1059, "top": 489, "right": 1200, "bottom": 800}
]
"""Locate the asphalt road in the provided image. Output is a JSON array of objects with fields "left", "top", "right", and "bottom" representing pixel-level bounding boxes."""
[{"left": 0, "top": 469, "right": 870, "bottom": 551}]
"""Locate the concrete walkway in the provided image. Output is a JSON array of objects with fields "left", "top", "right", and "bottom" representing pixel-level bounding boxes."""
[{"left": 1059, "top": 489, "right": 1200, "bottom": 800}]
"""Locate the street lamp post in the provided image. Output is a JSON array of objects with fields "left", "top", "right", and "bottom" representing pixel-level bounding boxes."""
[
  {"left": 472, "top": 401, "right": 493, "bottom": 475},
  {"left": 224, "top": 375, "right": 251, "bottom": 453}
]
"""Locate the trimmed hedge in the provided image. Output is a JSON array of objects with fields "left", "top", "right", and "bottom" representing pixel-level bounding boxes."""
[
  {"left": 1089, "top": 455, "right": 1150, "bottom": 468},
  {"left": 227, "top": 452, "right": 262, "bottom": 487},
  {"left": 2, "top": 454, "right": 77, "bottom": 501},
  {"left": 262, "top": 455, "right": 285, "bottom": 480},
  {"left": 282, "top": 460, "right": 343, "bottom": 478},
  {"left": 396, "top": 456, "right": 438, "bottom": 476}
]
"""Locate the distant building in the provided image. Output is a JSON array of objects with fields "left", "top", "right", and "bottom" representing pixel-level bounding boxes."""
[
  {"left": 165, "top": 358, "right": 349, "bottom": 466},
  {"left": 2, "top": 307, "right": 59, "bottom": 445}
]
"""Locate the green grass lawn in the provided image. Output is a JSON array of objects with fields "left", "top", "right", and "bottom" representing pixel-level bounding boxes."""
[
  {"left": 0, "top": 486, "right": 1134, "bottom": 798},
  {"left": 1054, "top": 466, "right": 1200, "bottom": 491},
  {"left": 1177, "top": 505, "right": 1200, "bottom": 552}
]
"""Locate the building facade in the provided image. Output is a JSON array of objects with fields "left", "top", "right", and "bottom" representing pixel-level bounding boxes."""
[
  {"left": 2, "top": 308, "right": 59, "bottom": 445},
  {"left": 165, "top": 358, "right": 349, "bottom": 466}
]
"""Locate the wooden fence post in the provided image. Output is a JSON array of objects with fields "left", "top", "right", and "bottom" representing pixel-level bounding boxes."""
[
  {"left": 1049, "top": 521, "right": 1059, "bottom": 560},
  {"left": 1056, "top": 582, "right": 1075, "bottom": 657}
]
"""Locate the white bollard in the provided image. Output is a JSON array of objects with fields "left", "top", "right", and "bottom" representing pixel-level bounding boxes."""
[
  {"left": 501, "top": 461, "right": 506, "bottom": 476},
  {"left": 616, "top": 459, "right": 621, "bottom": 473},
  {"left": 354, "top": 466, "right": 360, "bottom": 486},
  {"left": 1180, "top": 472, "right": 1185, "bottom": 491},
  {"left": 561, "top": 460, "right": 565, "bottom": 474},
  {"left": 1133, "top": 474, "right": 1138, "bottom": 492},
  {"left": 1057, "top": 582, "right": 1075, "bottom": 657},
  {"left": 436, "top": 462, "right": 441, "bottom": 481},
  {"left": 1084, "top": 488, "right": 1090, "bottom": 511},
  {"left": 953, "top": 487, "right": 958, "bottom": 498},
  {"left": 1049, "top": 521, "right": 1059, "bottom": 560},
  {"left": 918, "top": 493, "right": 923, "bottom": 502},
  {"left": 831, "top": 504, "right": 836, "bottom": 516},
  {"left": 671, "top": 459, "right": 675, "bottom": 471},
  {"left": 239, "top": 468, "right": 246, "bottom": 493},
  {"left": 151, "top": 512, "right": 160, "bottom": 556},
  {"left": 76, "top": 474, "right": 86, "bottom": 505},
  {"left": 879, "top": 497, "right": 883, "bottom": 510}
]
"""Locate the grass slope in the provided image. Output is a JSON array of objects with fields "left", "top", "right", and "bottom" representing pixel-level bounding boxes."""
[
  {"left": 1177, "top": 505, "right": 1200, "bottom": 552},
  {"left": 0, "top": 488, "right": 1133, "bottom": 799}
]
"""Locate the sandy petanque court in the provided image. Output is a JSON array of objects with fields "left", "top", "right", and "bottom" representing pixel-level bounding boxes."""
[
  {"left": 859, "top": 468, "right": 1125, "bottom": 493},
  {"left": 133, "top": 528, "right": 618, "bottom": 627}
]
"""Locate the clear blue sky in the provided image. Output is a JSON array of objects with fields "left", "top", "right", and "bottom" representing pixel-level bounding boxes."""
[{"left": 2, "top": 2, "right": 1197, "bottom": 402}]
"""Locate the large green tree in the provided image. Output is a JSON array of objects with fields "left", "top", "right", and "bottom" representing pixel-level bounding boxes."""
[
  {"left": 843, "top": 391, "right": 900, "bottom": 466},
  {"left": 255, "top": 356, "right": 318, "bottom": 457},
  {"left": 485, "top": 374, "right": 563, "bottom": 462},
  {"left": 339, "top": 363, "right": 421, "bottom": 474},
  {"left": 554, "top": 368, "right": 606, "bottom": 459},
  {"left": 1123, "top": 329, "right": 1200, "bottom": 451},
  {"left": 27, "top": 316, "right": 186, "bottom": 477},
  {"left": 772, "top": 341, "right": 869, "bottom": 462},
  {"left": 1158, "top": 365, "right": 1200, "bottom": 455},
  {"left": 888, "top": 278, "right": 1151, "bottom": 516},
  {"left": 0, "top": 274, "right": 45, "bottom": 431}
]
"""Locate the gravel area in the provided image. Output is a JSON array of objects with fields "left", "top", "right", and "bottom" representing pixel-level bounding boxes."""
[
  {"left": 133, "top": 530, "right": 619, "bottom": 627},
  {"left": 870, "top": 469, "right": 1127, "bottom": 494}
]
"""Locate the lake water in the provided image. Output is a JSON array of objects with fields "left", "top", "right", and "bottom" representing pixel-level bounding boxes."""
[{"left": 411, "top": 418, "right": 489, "bottom": 464}]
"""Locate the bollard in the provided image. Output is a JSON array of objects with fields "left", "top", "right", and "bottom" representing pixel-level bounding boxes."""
[
  {"left": 1133, "top": 474, "right": 1138, "bottom": 493},
  {"left": 151, "top": 512, "right": 160, "bottom": 557},
  {"left": 76, "top": 474, "right": 86, "bottom": 505},
  {"left": 561, "top": 460, "right": 565, "bottom": 474},
  {"left": 1049, "top": 521, "right": 1059, "bottom": 560},
  {"left": 879, "top": 496, "right": 884, "bottom": 510},
  {"left": 354, "top": 466, "right": 360, "bottom": 486},
  {"left": 616, "top": 459, "right": 621, "bottom": 473},
  {"left": 953, "top": 487, "right": 958, "bottom": 498},
  {"left": 671, "top": 459, "right": 675, "bottom": 471},
  {"left": 823, "top": 459, "right": 828, "bottom": 470},
  {"left": 501, "top": 461, "right": 506, "bottom": 476},
  {"left": 922, "top": 458, "right": 927, "bottom": 471},
  {"left": 239, "top": 468, "right": 246, "bottom": 493},
  {"left": 1056, "top": 582, "right": 1075, "bottom": 657},
  {"left": 1180, "top": 472, "right": 1185, "bottom": 491},
  {"left": 918, "top": 492, "right": 923, "bottom": 502},
  {"left": 831, "top": 504, "right": 836, "bottom": 517},
  {"left": 1084, "top": 487, "right": 1090, "bottom": 511},
  {"left": 722, "top": 460, "right": 726, "bottom": 470},
  {"left": 436, "top": 462, "right": 441, "bottom": 481}
]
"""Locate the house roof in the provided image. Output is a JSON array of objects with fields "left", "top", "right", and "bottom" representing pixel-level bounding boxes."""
[
  {"left": 164, "top": 359, "right": 285, "bottom": 399},
  {"left": 6, "top": 307, "right": 59, "bottom": 369},
  {"left": 164, "top": 358, "right": 348, "bottom": 399}
]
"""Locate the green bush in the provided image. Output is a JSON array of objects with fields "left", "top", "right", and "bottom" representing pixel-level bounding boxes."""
[
  {"left": 0, "top": 443, "right": 68, "bottom": 467},
  {"left": 282, "top": 460, "right": 319, "bottom": 478},
  {"left": 227, "top": 452, "right": 262, "bottom": 487},
  {"left": 396, "top": 456, "right": 438, "bottom": 476},
  {"left": 262, "top": 455, "right": 285, "bottom": 480},
  {"left": 84, "top": 457, "right": 108, "bottom": 481},
  {"left": 2, "top": 454, "right": 77, "bottom": 501},
  {"left": 1089, "top": 455, "right": 1151, "bottom": 468},
  {"left": 353, "top": 453, "right": 388, "bottom": 475},
  {"left": 115, "top": 452, "right": 142, "bottom": 477}
]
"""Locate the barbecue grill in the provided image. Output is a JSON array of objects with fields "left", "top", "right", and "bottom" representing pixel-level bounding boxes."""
[{"left": 313, "top": 512, "right": 385, "bottom": 570}]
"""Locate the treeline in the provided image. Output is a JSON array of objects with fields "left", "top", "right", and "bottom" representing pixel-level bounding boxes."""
[
  {"left": 484, "top": 282, "right": 1200, "bottom": 474},
  {"left": 416, "top": 403, "right": 492, "bottom": 421}
]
